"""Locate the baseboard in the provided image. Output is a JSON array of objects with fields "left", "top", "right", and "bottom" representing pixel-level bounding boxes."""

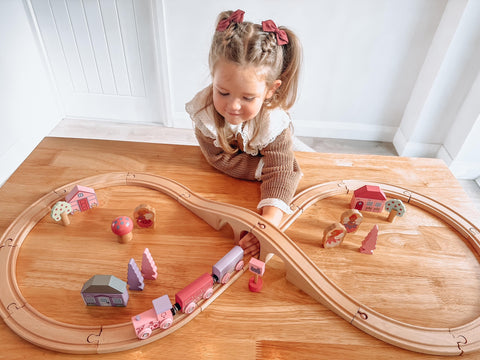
[{"left": 393, "top": 128, "right": 441, "bottom": 157}]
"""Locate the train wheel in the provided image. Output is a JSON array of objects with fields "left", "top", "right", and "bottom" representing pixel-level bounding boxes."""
[
  {"left": 160, "top": 318, "right": 173, "bottom": 329},
  {"left": 221, "top": 272, "right": 231, "bottom": 284},
  {"left": 184, "top": 302, "right": 196, "bottom": 314},
  {"left": 138, "top": 327, "right": 152, "bottom": 340},
  {"left": 204, "top": 287, "right": 214, "bottom": 299},
  {"left": 235, "top": 260, "right": 244, "bottom": 271}
]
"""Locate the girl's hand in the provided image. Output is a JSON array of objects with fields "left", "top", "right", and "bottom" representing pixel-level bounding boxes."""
[
  {"left": 238, "top": 231, "right": 260, "bottom": 257},
  {"left": 238, "top": 206, "right": 284, "bottom": 257}
]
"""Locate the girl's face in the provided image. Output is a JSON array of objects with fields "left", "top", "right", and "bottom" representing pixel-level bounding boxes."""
[{"left": 212, "top": 60, "right": 281, "bottom": 126}]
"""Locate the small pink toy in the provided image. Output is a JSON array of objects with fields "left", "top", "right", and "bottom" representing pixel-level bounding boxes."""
[
  {"left": 111, "top": 216, "right": 134, "bottom": 243},
  {"left": 141, "top": 248, "right": 158, "bottom": 280},
  {"left": 65, "top": 185, "right": 98, "bottom": 213},
  {"left": 322, "top": 223, "right": 347, "bottom": 248},
  {"left": 131, "top": 295, "right": 174, "bottom": 339},
  {"left": 248, "top": 258, "right": 265, "bottom": 292},
  {"left": 359, "top": 225, "right": 379, "bottom": 254},
  {"left": 340, "top": 209, "right": 363, "bottom": 233},
  {"left": 350, "top": 185, "right": 387, "bottom": 213}
]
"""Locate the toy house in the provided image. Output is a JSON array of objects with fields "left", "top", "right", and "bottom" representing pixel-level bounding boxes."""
[
  {"left": 350, "top": 185, "right": 387, "bottom": 213},
  {"left": 81, "top": 275, "right": 129, "bottom": 307},
  {"left": 65, "top": 185, "right": 98, "bottom": 213}
]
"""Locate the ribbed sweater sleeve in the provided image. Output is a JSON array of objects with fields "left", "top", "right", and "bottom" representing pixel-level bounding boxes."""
[{"left": 259, "top": 127, "right": 301, "bottom": 206}]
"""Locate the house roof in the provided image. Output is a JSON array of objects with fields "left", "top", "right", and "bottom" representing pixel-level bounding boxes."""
[
  {"left": 81, "top": 275, "right": 127, "bottom": 294},
  {"left": 353, "top": 185, "right": 387, "bottom": 201},
  {"left": 66, "top": 185, "right": 96, "bottom": 202}
]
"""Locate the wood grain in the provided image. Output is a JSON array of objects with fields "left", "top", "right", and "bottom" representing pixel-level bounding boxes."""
[{"left": 1, "top": 137, "right": 480, "bottom": 359}]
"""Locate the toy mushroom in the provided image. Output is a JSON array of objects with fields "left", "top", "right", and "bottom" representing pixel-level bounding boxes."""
[
  {"left": 111, "top": 216, "right": 134, "bottom": 243},
  {"left": 385, "top": 199, "right": 406, "bottom": 222},
  {"left": 51, "top": 201, "right": 73, "bottom": 226}
]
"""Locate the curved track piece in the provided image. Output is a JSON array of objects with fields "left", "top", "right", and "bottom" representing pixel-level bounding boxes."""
[{"left": 1, "top": 173, "right": 480, "bottom": 355}]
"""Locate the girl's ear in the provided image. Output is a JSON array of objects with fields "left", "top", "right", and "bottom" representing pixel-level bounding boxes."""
[{"left": 266, "top": 80, "right": 282, "bottom": 99}]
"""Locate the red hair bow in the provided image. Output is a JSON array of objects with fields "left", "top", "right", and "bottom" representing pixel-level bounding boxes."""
[
  {"left": 216, "top": 9, "right": 245, "bottom": 31},
  {"left": 262, "top": 19, "right": 289, "bottom": 46}
]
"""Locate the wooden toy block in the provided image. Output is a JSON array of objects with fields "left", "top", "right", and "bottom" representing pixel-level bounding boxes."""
[
  {"left": 385, "top": 199, "right": 406, "bottom": 222},
  {"left": 248, "top": 258, "right": 265, "bottom": 292},
  {"left": 322, "top": 223, "right": 347, "bottom": 248},
  {"left": 81, "top": 275, "right": 129, "bottom": 306},
  {"left": 359, "top": 225, "right": 379, "bottom": 254},
  {"left": 65, "top": 185, "right": 98, "bottom": 213},
  {"left": 141, "top": 248, "right": 158, "bottom": 280},
  {"left": 350, "top": 185, "right": 387, "bottom": 213},
  {"left": 340, "top": 209, "right": 363, "bottom": 233},
  {"left": 50, "top": 201, "right": 73, "bottom": 226},
  {"left": 128, "top": 258, "right": 144, "bottom": 291},
  {"left": 111, "top": 216, "right": 134, "bottom": 243},
  {"left": 133, "top": 204, "right": 156, "bottom": 228}
]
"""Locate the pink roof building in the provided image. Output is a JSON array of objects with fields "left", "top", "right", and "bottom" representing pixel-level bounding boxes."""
[
  {"left": 350, "top": 185, "right": 387, "bottom": 213},
  {"left": 65, "top": 185, "right": 98, "bottom": 213}
]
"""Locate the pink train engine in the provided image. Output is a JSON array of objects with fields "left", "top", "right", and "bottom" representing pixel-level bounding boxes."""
[
  {"left": 131, "top": 295, "right": 175, "bottom": 339},
  {"left": 212, "top": 245, "right": 244, "bottom": 284}
]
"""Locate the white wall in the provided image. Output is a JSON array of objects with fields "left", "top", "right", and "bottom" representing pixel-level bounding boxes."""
[{"left": 0, "top": 0, "right": 61, "bottom": 186}]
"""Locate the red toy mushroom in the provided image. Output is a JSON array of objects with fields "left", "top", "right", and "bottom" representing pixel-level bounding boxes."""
[{"left": 111, "top": 216, "right": 134, "bottom": 243}]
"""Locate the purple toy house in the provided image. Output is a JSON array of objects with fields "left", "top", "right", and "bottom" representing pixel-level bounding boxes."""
[
  {"left": 350, "top": 185, "right": 387, "bottom": 213},
  {"left": 66, "top": 185, "right": 98, "bottom": 213},
  {"left": 81, "top": 275, "right": 129, "bottom": 307}
]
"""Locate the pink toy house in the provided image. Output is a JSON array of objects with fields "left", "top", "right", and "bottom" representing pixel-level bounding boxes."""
[
  {"left": 66, "top": 185, "right": 98, "bottom": 213},
  {"left": 350, "top": 185, "right": 387, "bottom": 213},
  {"left": 81, "top": 275, "right": 129, "bottom": 307}
]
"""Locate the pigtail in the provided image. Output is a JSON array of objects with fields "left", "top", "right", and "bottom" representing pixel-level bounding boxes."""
[{"left": 276, "top": 27, "right": 302, "bottom": 110}]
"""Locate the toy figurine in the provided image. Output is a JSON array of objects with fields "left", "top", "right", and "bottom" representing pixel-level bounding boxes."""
[
  {"left": 323, "top": 223, "right": 347, "bottom": 248},
  {"left": 340, "top": 209, "right": 363, "bottom": 233}
]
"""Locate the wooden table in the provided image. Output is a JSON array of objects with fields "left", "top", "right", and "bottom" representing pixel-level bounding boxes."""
[{"left": 1, "top": 137, "right": 480, "bottom": 359}]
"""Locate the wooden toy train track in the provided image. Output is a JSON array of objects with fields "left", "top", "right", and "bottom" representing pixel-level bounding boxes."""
[{"left": 0, "top": 172, "right": 480, "bottom": 355}]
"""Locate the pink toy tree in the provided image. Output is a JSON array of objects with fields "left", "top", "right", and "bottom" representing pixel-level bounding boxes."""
[
  {"left": 128, "top": 258, "right": 144, "bottom": 290},
  {"left": 141, "top": 248, "right": 158, "bottom": 280},
  {"left": 359, "top": 225, "right": 378, "bottom": 254}
]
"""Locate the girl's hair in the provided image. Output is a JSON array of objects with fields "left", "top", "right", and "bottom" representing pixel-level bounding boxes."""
[{"left": 202, "top": 10, "right": 302, "bottom": 153}]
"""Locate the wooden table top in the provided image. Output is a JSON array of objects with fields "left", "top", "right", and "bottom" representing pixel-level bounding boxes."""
[{"left": 1, "top": 136, "right": 480, "bottom": 359}]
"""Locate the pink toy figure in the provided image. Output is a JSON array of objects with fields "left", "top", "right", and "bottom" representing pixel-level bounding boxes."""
[
  {"left": 248, "top": 258, "right": 265, "bottom": 292},
  {"left": 359, "top": 225, "right": 379, "bottom": 254},
  {"left": 322, "top": 223, "right": 347, "bottom": 248},
  {"left": 128, "top": 258, "right": 144, "bottom": 290},
  {"left": 131, "top": 295, "right": 174, "bottom": 339},
  {"left": 141, "top": 248, "right": 158, "bottom": 280},
  {"left": 111, "top": 216, "right": 134, "bottom": 243},
  {"left": 51, "top": 201, "right": 73, "bottom": 226},
  {"left": 385, "top": 199, "right": 406, "bottom": 222},
  {"left": 340, "top": 209, "right": 363, "bottom": 233}
]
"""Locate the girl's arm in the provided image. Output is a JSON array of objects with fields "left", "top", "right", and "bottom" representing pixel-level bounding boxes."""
[{"left": 195, "top": 127, "right": 261, "bottom": 180}]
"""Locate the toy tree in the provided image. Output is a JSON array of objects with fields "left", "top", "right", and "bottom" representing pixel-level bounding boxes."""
[
  {"left": 359, "top": 225, "right": 378, "bottom": 254},
  {"left": 141, "top": 248, "right": 158, "bottom": 280},
  {"left": 128, "top": 258, "right": 144, "bottom": 290},
  {"left": 385, "top": 199, "right": 406, "bottom": 222},
  {"left": 51, "top": 201, "right": 73, "bottom": 226}
]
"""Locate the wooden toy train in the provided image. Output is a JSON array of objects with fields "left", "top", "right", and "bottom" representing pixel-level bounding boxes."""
[{"left": 131, "top": 245, "right": 244, "bottom": 339}]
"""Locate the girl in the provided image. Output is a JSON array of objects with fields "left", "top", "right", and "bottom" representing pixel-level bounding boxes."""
[{"left": 186, "top": 9, "right": 302, "bottom": 256}]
